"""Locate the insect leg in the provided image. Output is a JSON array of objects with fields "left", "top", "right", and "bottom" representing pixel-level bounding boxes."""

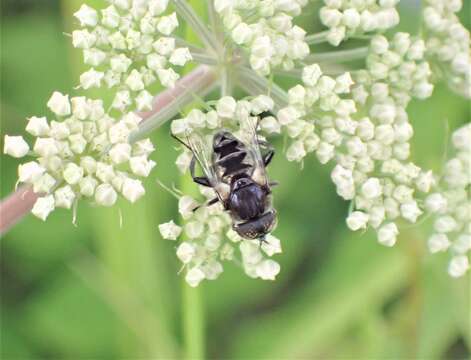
[
  {"left": 192, "top": 197, "right": 219, "bottom": 212},
  {"left": 263, "top": 149, "right": 275, "bottom": 167},
  {"left": 258, "top": 140, "right": 275, "bottom": 166},
  {"left": 171, "top": 133, "right": 192, "bottom": 151},
  {"left": 190, "top": 156, "right": 212, "bottom": 187}
]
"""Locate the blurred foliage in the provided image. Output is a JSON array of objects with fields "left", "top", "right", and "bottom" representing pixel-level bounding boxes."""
[{"left": 1, "top": 1, "right": 469, "bottom": 359}]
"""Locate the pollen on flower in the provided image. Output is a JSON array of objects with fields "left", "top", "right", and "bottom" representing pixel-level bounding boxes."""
[{"left": 4, "top": 92, "right": 156, "bottom": 221}]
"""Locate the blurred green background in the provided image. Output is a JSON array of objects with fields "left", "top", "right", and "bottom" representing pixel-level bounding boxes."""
[{"left": 1, "top": 0, "right": 470, "bottom": 359}]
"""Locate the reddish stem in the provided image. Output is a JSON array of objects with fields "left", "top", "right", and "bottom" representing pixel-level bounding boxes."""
[{"left": 0, "top": 65, "right": 216, "bottom": 236}]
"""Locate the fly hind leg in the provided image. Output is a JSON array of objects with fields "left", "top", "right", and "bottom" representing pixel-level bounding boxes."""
[
  {"left": 190, "top": 156, "right": 211, "bottom": 187},
  {"left": 258, "top": 140, "right": 275, "bottom": 167}
]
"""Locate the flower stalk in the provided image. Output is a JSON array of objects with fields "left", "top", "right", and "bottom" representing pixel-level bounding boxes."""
[
  {"left": 306, "top": 47, "right": 369, "bottom": 64},
  {"left": 172, "top": 0, "right": 218, "bottom": 53}
]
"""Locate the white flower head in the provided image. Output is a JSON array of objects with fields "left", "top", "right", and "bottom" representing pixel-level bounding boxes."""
[
  {"left": 71, "top": 2, "right": 190, "bottom": 111},
  {"left": 5, "top": 92, "right": 156, "bottom": 221},
  {"left": 215, "top": 0, "right": 309, "bottom": 75}
]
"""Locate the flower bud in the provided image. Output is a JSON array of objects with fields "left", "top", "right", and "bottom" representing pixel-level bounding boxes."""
[
  {"left": 286, "top": 140, "right": 306, "bottom": 162},
  {"left": 377, "top": 222, "right": 398, "bottom": 247},
  {"left": 250, "top": 95, "right": 274, "bottom": 115},
  {"left": 216, "top": 96, "right": 237, "bottom": 118},
  {"left": 69, "top": 134, "right": 87, "bottom": 154},
  {"left": 185, "top": 221, "right": 204, "bottom": 239},
  {"left": 157, "top": 68, "right": 179, "bottom": 88},
  {"left": 343, "top": 8, "right": 361, "bottom": 29},
  {"left": 277, "top": 106, "right": 300, "bottom": 126},
  {"left": 54, "top": 185, "right": 76, "bottom": 209},
  {"left": 109, "top": 143, "right": 132, "bottom": 164},
  {"left": 320, "top": 7, "right": 342, "bottom": 28},
  {"left": 63, "top": 163, "right": 84, "bottom": 185},
  {"left": 400, "top": 201, "right": 422, "bottom": 223},
  {"left": 185, "top": 267, "right": 205, "bottom": 287},
  {"left": 33, "top": 173, "right": 56, "bottom": 194},
  {"left": 95, "top": 183, "right": 117, "bottom": 206},
  {"left": 18, "top": 161, "right": 45, "bottom": 183},
  {"left": 72, "top": 29, "right": 96, "bottom": 49},
  {"left": 80, "top": 156, "right": 97, "bottom": 175},
  {"left": 425, "top": 193, "right": 447, "bottom": 213},
  {"left": 74, "top": 4, "right": 98, "bottom": 27},
  {"left": 80, "top": 69, "right": 104, "bottom": 89},
  {"left": 177, "top": 242, "right": 196, "bottom": 264},
  {"left": 302, "top": 64, "right": 322, "bottom": 86},
  {"left": 346, "top": 211, "right": 369, "bottom": 231},
  {"left": 361, "top": 178, "right": 382, "bottom": 199},
  {"left": 157, "top": 13, "right": 178, "bottom": 35},
  {"left": 169, "top": 47, "right": 192, "bottom": 66},
  {"left": 129, "top": 155, "right": 156, "bottom": 177},
  {"left": 79, "top": 176, "right": 98, "bottom": 197},
  {"left": 102, "top": 5, "right": 120, "bottom": 28},
  {"left": 32, "top": 195, "right": 55, "bottom": 221},
  {"left": 256, "top": 260, "right": 280, "bottom": 280},
  {"left": 149, "top": 0, "right": 168, "bottom": 15},
  {"left": 159, "top": 220, "right": 182, "bottom": 240},
  {"left": 448, "top": 256, "right": 469, "bottom": 278},
  {"left": 179, "top": 196, "right": 198, "bottom": 219},
  {"left": 33, "top": 138, "right": 58, "bottom": 158},
  {"left": 122, "top": 178, "right": 145, "bottom": 203},
  {"left": 232, "top": 22, "right": 253, "bottom": 45},
  {"left": 125, "top": 69, "right": 144, "bottom": 91},
  {"left": 3, "top": 135, "right": 29, "bottom": 158},
  {"left": 427, "top": 233, "right": 450, "bottom": 254},
  {"left": 83, "top": 48, "right": 106, "bottom": 67},
  {"left": 26, "top": 117, "right": 50, "bottom": 137},
  {"left": 47, "top": 92, "right": 71, "bottom": 116},
  {"left": 434, "top": 216, "right": 457, "bottom": 233}
]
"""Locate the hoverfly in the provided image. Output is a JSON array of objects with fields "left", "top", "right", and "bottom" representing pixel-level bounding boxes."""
[{"left": 172, "top": 116, "right": 277, "bottom": 243}]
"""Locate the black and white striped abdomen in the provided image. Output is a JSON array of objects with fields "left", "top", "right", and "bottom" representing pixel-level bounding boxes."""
[{"left": 212, "top": 131, "right": 254, "bottom": 184}]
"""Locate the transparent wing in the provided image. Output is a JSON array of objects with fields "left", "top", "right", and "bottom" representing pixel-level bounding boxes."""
[
  {"left": 184, "top": 130, "right": 230, "bottom": 202},
  {"left": 239, "top": 116, "right": 269, "bottom": 187}
]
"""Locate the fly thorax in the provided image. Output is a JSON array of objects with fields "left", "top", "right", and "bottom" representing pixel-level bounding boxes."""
[{"left": 228, "top": 179, "right": 266, "bottom": 220}]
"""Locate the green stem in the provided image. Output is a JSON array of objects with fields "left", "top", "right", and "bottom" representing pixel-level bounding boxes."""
[
  {"left": 305, "top": 31, "right": 329, "bottom": 45},
  {"left": 305, "top": 47, "right": 368, "bottom": 63},
  {"left": 172, "top": 0, "right": 218, "bottom": 52},
  {"left": 237, "top": 66, "right": 289, "bottom": 111},
  {"left": 182, "top": 280, "right": 205, "bottom": 359}
]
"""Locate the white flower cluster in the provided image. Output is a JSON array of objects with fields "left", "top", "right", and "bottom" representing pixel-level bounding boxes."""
[
  {"left": 360, "top": 33, "right": 435, "bottom": 104},
  {"left": 319, "top": 0, "right": 400, "bottom": 46},
  {"left": 422, "top": 0, "right": 471, "bottom": 98},
  {"left": 72, "top": 0, "right": 192, "bottom": 112},
  {"left": 425, "top": 124, "right": 470, "bottom": 278},
  {"left": 272, "top": 64, "right": 356, "bottom": 163},
  {"left": 159, "top": 189, "right": 282, "bottom": 287},
  {"left": 337, "top": 35, "right": 436, "bottom": 245},
  {"left": 214, "top": 0, "right": 310, "bottom": 75},
  {"left": 274, "top": 33, "right": 436, "bottom": 247},
  {"left": 3, "top": 91, "right": 156, "bottom": 221}
]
